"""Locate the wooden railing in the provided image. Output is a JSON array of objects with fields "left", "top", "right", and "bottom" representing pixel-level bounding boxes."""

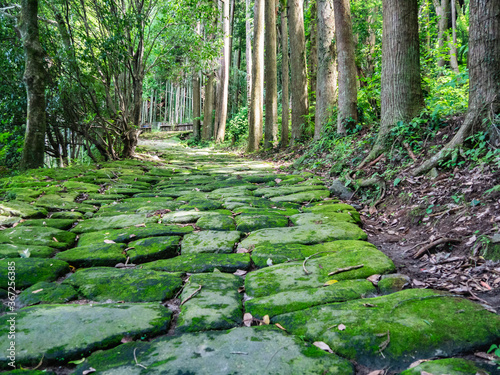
[{"left": 140, "top": 122, "right": 193, "bottom": 132}]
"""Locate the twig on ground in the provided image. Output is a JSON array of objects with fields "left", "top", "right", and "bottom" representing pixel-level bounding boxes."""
[
  {"left": 180, "top": 284, "right": 202, "bottom": 306},
  {"left": 378, "top": 331, "right": 391, "bottom": 357},
  {"left": 403, "top": 142, "right": 417, "bottom": 162},
  {"left": 265, "top": 347, "right": 285, "bottom": 370},
  {"left": 134, "top": 348, "right": 147, "bottom": 369},
  {"left": 302, "top": 251, "right": 336, "bottom": 275},
  {"left": 466, "top": 279, "right": 490, "bottom": 305},
  {"left": 413, "top": 238, "right": 461, "bottom": 259},
  {"left": 328, "top": 264, "right": 364, "bottom": 276}
]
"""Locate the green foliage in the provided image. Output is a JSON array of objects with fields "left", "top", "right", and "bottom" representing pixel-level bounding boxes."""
[
  {"left": 226, "top": 106, "right": 249, "bottom": 146},
  {"left": 488, "top": 344, "right": 500, "bottom": 369}
]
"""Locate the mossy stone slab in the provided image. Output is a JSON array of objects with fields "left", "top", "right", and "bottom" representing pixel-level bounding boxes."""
[
  {"left": 196, "top": 214, "right": 236, "bottom": 231},
  {"left": 0, "top": 226, "right": 76, "bottom": 249},
  {"left": 223, "top": 196, "right": 300, "bottom": 210},
  {"left": 50, "top": 211, "right": 84, "bottom": 220},
  {"left": 18, "top": 218, "right": 76, "bottom": 230},
  {"left": 176, "top": 273, "right": 243, "bottom": 333},
  {"left": 251, "top": 240, "right": 377, "bottom": 269},
  {"left": 72, "top": 213, "right": 158, "bottom": 234},
  {"left": 64, "top": 267, "right": 183, "bottom": 302},
  {"left": 178, "top": 198, "right": 223, "bottom": 211},
  {"left": 74, "top": 325, "right": 353, "bottom": 375},
  {"left": 153, "top": 188, "right": 199, "bottom": 198},
  {"left": 0, "top": 216, "right": 21, "bottom": 226},
  {"left": 246, "top": 279, "right": 376, "bottom": 319},
  {"left": 233, "top": 206, "right": 300, "bottom": 216},
  {"left": 54, "top": 243, "right": 126, "bottom": 267},
  {"left": 235, "top": 214, "right": 289, "bottom": 232},
  {"left": 175, "top": 192, "right": 210, "bottom": 201},
  {"left": 17, "top": 281, "right": 77, "bottom": 306},
  {"left": 106, "top": 187, "right": 147, "bottom": 196},
  {"left": 0, "top": 258, "right": 70, "bottom": 289},
  {"left": 200, "top": 180, "right": 255, "bottom": 192},
  {"left": 160, "top": 210, "right": 205, "bottom": 223},
  {"left": 277, "top": 176, "right": 306, "bottom": 185},
  {"left": 76, "top": 224, "right": 193, "bottom": 247},
  {"left": 253, "top": 185, "right": 326, "bottom": 198},
  {"left": 274, "top": 289, "right": 500, "bottom": 370},
  {"left": 290, "top": 212, "right": 360, "bottom": 226},
  {"left": 0, "top": 303, "right": 172, "bottom": 368},
  {"left": 378, "top": 273, "right": 411, "bottom": 295},
  {"left": 61, "top": 181, "right": 100, "bottom": 193},
  {"left": 0, "top": 201, "right": 47, "bottom": 218},
  {"left": 126, "top": 236, "right": 180, "bottom": 263},
  {"left": 182, "top": 230, "right": 242, "bottom": 254},
  {"left": 208, "top": 187, "right": 255, "bottom": 199},
  {"left": 245, "top": 246, "right": 395, "bottom": 298},
  {"left": 239, "top": 223, "right": 367, "bottom": 249},
  {"left": 270, "top": 189, "right": 330, "bottom": 203},
  {"left": 34, "top": 194, "right": 96, "bottom": 213},
  {"left": 303, "top": 203, "right": 358, "bottom": 215},
  {"left": 0, "top": 244, "right": 55, "bottom": 258},
  {"left": 400, "top": 358, "right": 491, "bottom": 375},
  {"left": 141, "top": 253, "right": 252, "bottom": 273}
]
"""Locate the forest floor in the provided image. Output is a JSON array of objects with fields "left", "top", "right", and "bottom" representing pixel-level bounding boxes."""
[{"left": 0, "top": 134, "right": 499, "bottom": 374}]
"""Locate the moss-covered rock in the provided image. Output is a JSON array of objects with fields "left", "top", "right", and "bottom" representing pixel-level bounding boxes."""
[
  {"left": 270, "top": 189, "right": 331, "bottom": 203},
  {"left": 246, "top": 279, "right": 376, "bottom": 319},
  {"left": 208, "top": 186, "right": 255, "bottom": 199},
  {"left": 126, "top": 236, "right": 180, "bottom": 263},
  {"left": 18, "top": 218, "right": 76, "bottom": 230},
  {"left": 17, "top": 281, "right": 77, "bottom": 306},
  {"left": 235, "top": 214, "right": 289, "bottom": 232},
  {"left": 0, "top": 303, "right": 172, "bottom": 368},
  {"left": 0, "top": 226, "right": 76, "bottom": 249},
  {"left": 0, "top": 216, "right": 21, "bottom": 226},
  {"left": 273, "top": 289, "right": 500, "bottom": 370},
  {"left": 0, "top": 258, "right": 70, "bottom": 289},
  {"left": 246, "top": 246, "right": 395, "bottom": 298},
  {"left": 34, "top": 194, "right": 96, "bottom": 213},
  {"left": 233, "top": 206, "right": 300, "bottom": 217},
  {"left": 74, "top": 326, "right": 353, "bottom": 375},
  {"left": 159, "top": 210, "right": 205, "bottom": 223},
  {"left": 239, "top": 223, "right": 367, "bottom": 249},
  {"left": 0, "top": 201, "right": 47, "bottom": 218},
  {"left": 76, "top": 224, "right": 193, "bottom": 247},
  {"left": 95, "top": 200, "right": 178, "bottom": 217},
  {"left": 64, "top": 267, "right": 183, "bottom": 302},
  {"left": 400, "top": 358, "right": 492, "bottom": 375},
  {"left": 176, "top": 272, "right": 243, "bottom": 333},
  {"left": 71, "top": 213, "right": 158, "bottom": 234},
  {"left": 290, "top": 212, "right": 360, "bottom": 226},
  {"left": 178, "top": 198, "right": 223, "bottom": 211},
  {"left": 54, "top": 243, "right": 127, "bottom": 267},
  {"left": 253, "top": 185, "right": 327, "bottom": 198},
  {"left": 182, "top": 230, "right": 242, "bottom": 254},
  {"left": 140, "top": 253, "right": 252, "bottom": 273},
  {"left": 61, "top": 181, "right": 101, "bottom": 193},
  {"left": 303, "top": 203, "right": 358, "bottom": 215},
  {"left": 0, "top": 244, "right": 56, "bottom": 258},
  {"left": 378, "top": 274, "right": 411, "bottom": 295},
  {"left": 223, "top": 196, "right": 300, "bottom": 210},
  {"left": 196, "top": 214, "right": 236, "bottom": 231},
  {"left": 50, "top": 211, "right": 84, "bottom": 220}
]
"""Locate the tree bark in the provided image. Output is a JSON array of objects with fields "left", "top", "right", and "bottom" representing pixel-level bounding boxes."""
[
  {"left": 315, "top": 0, "right": 337, "bottom": 140},
  {"left": 280, "top": 1, "right": 290, "bottom": 149},
  {"left": 412, "top": 0, "right": 500, "bottom": 175},
  {"left": 308, "top": 0, "right": 318, "bottom": 116},
  {"left": 288, "top": 0, "right": 309, "bottom": 142},
  {"left": 449, "top": 0, "right": 459, "bottom": 72},
  {"left": 333, "top": 0, "right": 358, "bottom": 133},
  {"left": 245, "top": 0, "right": 252, "bottom": 106},
  {"left": 360, "top": 0, "right": 424, "bottom": 168},
  {"left": 193, "top": 72, "right": 201, "bottom": 140},
  {"left": 19, "top": 0, "right": 47, "bottom": 170},
  {"left": 203, "top": 72, "right": 215, "bottom": 140},
  {"left": 215, "top": 0, "right": 231, "bottom": 142},
  {"left": 433, "top": 0, "right": 450, "bottom": 68},
  {"left": 247, "top": 0, "right": 265, "bottom": 152},
  {"left": 264, "top": 0, "right": 278, "bottom": 148}
]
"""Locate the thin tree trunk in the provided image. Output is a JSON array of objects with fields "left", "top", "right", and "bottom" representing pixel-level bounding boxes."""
[
  {"left": 308, "top": 0, "right": 318, "bottom": 115},
  {"left": 315, "top": 0, "right": 337, "bottom": 140},
  {"left": 215, "top": 0, "right": 231, "bottom": 142},
  {"left": 360, "top": 0, "right": 424, "bottom": 168},
  {"left": 247, "top": 0, "right": 265, "bottom": 151},
  {"left": 280, "top": 1, "right": 290, "bottom": 149},
  {"left": 412, "top": 0, "right": 500, "bottom": 175},
  {"left": 289, "top": 0, "right": 309, "bottom": 142},
  {"left": 264, "top": 0, "right": 278, "bottom": 148},
  {"left": 245, "top": 0, "right": 253, "bottom": 105},
  {"left": 449, "top": 0, "right": 459, "bottom": 72},
  {"left": 333, "top": 0, "right": 358, "bottom": 133},
  {"left": 19, "top": 0, "right": 47, "bottom": 170},
  {"left": 203, "top": 73, "right": 215, "bottom": 140},
  {"left": 434, "top": 0, "right": 450, "bottom": 68}
]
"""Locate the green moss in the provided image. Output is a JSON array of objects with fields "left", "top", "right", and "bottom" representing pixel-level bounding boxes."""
[
  {"left": 0, "top": 201, "right": 47, "bottom": 218},
  {"left": 0, "top": 258, "right": 70, "bottom": 289},
  {"left": 235, "top": 214, "right": 289, "bottom": 232},
  {"left": 196, "top": 214, "right": 236, "bottom": 231},
  {"left": 400, "top": 358, "right": 491, "bottom": 374},
  {"left": 290, "top": 212, "right": 360, "bottom": 226},
  {"left": 0, "top": 244, "right": 56, "bottom": 258},
  {"left": 181, "top": 230, "right": 242, "bottom": 254},
  {"left": 18, "top": 218, "right": 76, "bottom": 230},
  {"left": 126, "top": 236, "right": 180, "bottom": 263},
  {"left": 141, "top": 253, "right": 252, "bottom": 273},
  {"left": 72, "top": 213, "right": 158, "bottom": 234},
  {"left": 253, "top": 185, "right": 327, "bottom": 198},
  {"left": 54, "top": 243, "right": 127, "bottom": 267},
  {"left": 18, "top": 282, "right": 77, "bottom": 306}
]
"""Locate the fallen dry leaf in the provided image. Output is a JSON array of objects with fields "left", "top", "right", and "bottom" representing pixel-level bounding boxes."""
[
  {"left": 408, "top": 359, "right": 430, "bottom": 368},
  {"left": 275, "top": 323, "right": 286, "bottom": 331},
  {"left": 236, "top": 248, "right": 252, "bottom": 253},
  {"left": 367, "top": 371, "right": 384, "bottom": 375},
  {"left": 52, "top": 237, "right": 59, "bottom": 242},
  {"left": 31, "top": 289, "right": 43, "bottom": 294},
  {"left": 82, "top": 368, "right": 96, "bottom": 375},
  {"left": 313, "top": 341, "right": 333, "bottom": 353},
  {"left": 413, "top": 279, "right": 426, "bottom": 287},
  {"left": 243, "top": 313, "right": 253, "bottom": 327},
  {"left": 420, "top": 372, "right": 435, "bottom": 375},
  {"left": 367, "top": 274, "right": 381, "bottom": 286},
  {"left": 121, "top": 336, "right": 133, "bottom": 343},
  {"left": 104, "top": 239, "right": 116, "bottom": 244},
  {"left": 323, "top": 279, "right": 338, "bottom": 286},
  {"left": 275, "top": 178, "right": 282, "bottom": 184},
  {"left": 233, "top": 269, "right": 247, "bottom": 276},
  {"left": 263, "top": 315, "right": 270, "bottom": 325},
  {"left": 338, "top": 324, "right": 346, "bottom": 331},
  {"left": 135, "top": 223, "right": 146, "bottom": 227},
  {"left": 480, "top": 281, "right": 492, "bottom": 290}
]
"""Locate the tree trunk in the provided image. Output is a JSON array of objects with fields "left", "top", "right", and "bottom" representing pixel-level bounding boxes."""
[
  {"left": 449, "top": 0, "right": 459, "bottom": 72},
  {"left": 247, "top": 0, "right": 265, "bottom": 152},
  {"left": 203, "top": 72, "right": 215, "bottom": 140},
  {"left": 215, "top": 0, "right": 231, "bottom": 142},
  {"left": 289, "top": 0, "right": 309, "bottom": 142},
  {"left": 308, "top": 0, "right": 318, "bottom": 116},
  {"left": 315, "top": 0, "right": 337, "bottom": 140},
  {"left": 264, "top": 0, "right": 278, "bottom": 148},
  {"left": 280, "top": 1, "right": 290, "bottom": 149},
  {"left": 19, "top": 0, "right": 47, "bottom": 170},
  {"left": 434, "top": 0, "right": 450, "bottom": 68},
  {"left": 245, "top": 0, "right": 253, "bottom": 105},
  {"left": 193, "top": 72, "right": 201, "bottom": 140},
  {"left": 333, "top": 0, "right": 358, "bottom": 133},
  {"left": 412, "top": 0, "right": 500, "bottom": 175},
  {"left": 360, "top": 0, "right": 424, "bottom": 167}
]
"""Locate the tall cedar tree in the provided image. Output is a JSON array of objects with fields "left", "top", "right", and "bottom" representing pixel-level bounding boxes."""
[
  {"left": 247, "top": 0, "right": 264, "bottom": 151},
  {"left": 264, "top": 0, "right": 278, "bottom": 148},
  {"left": 280, "top": 1, "right": 290, "bottom": 148},
  {"left": 315, "top": 0, "right": 337, "bottom": 139},
  {"left": 289, "top": 0, "right": 309, "bottom": 142},
  {"left": 215, "top": 0, "right": 230, "bottom": 142},
  {"left": 360, "top": 0, "right": 424, "bottom": 168},
  {"left": 19, "top": 0, "right": 46, "bottom": 170},
  {"left": 412, "top": 0, "right": 500, "bottom": 175},
  {"left": 333, "top": 0, "right": 358, "bottom": 133}
]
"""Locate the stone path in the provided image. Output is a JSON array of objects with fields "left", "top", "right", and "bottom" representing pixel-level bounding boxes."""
[{"left": 0, "top": 139, "right": 499, "bottom": 374}]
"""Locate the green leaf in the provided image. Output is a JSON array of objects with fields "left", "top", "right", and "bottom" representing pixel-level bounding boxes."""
[
  {"left": 68, "top": 358, "right": 86, "bottom": 365},
  {"left": 393, "top": 178, "right": 402, "bottom": 187}
]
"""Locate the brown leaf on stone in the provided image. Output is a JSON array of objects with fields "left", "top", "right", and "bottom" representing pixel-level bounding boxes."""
[
  {"left": 367, "top": 371, "right": 384, "bottom": 375},
  {"left": 31, "top": 289, "right": 44, "bottom": 294},
  {"left": 243, "top": 313, "right": 253, "bottom": 327},
  {"left": 275, "top": 323, "right": 287, "bottom": 331},
  {"left": 52, "top": 237, "right": 59, "bottom": 242},
  {"left": 275, "top": 179, "right": 282, "bottom": 184},
  {"left": 313, "top": 341, "right": 333, "bottom": 353},
  {"left": 236, "top": 248, "right": 252, "bottom": 253},
  {"left": 412, "top": 279, "right": 426, "bottom": 287},
  {"left": 121, "top": 336, "right": 133, "bottom": 343},
  {"left": 367, "top": 274, "right": 381, "bottom": 286},
  {"left": 263, "top": 315, "right": 270, "bottom": 325},
  {"left": 233, "top": 269, "right": 247, "bottom": 276},
  {"left": 82, "top": 368, "right": 96, "bottom": 375},
  {"left": 135, "top": 223, "right": 146, "bottom": 227},
  {"left": 338, "top": 324, "right": 346, "bottom": 331},
  {"left": 104, "top": 239, "right": 116, "bottom": 244},
  {"left": 408, "top": 359, "right": 430, "bottom": 368},
  {"left": 237, "top": 286, "right": 245, "bottom": 293}
]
